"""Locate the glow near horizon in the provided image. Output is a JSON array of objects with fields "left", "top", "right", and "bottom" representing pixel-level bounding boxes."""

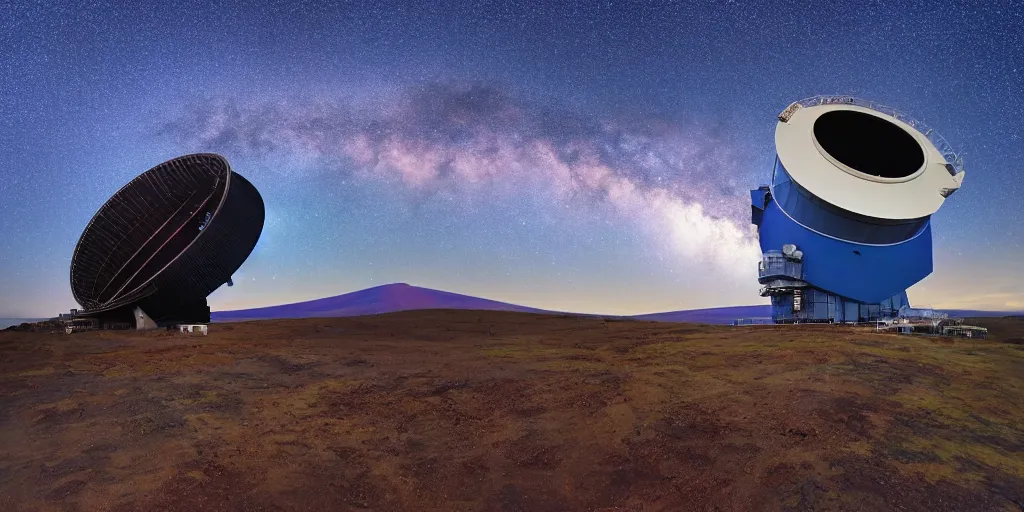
[{"left": 1, "top": 2, "right": 1022, "bottom": 318}]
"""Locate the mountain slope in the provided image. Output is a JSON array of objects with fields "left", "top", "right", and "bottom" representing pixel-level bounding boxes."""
[
  {"left": 212, "top": 283, "right": 549, "bottom": 321},
  {"left": 632, "top": 306, "right": 1024, "bottom": 324},
  {"left": 631, "top": 305, "right": 772, "bottom": 324},
  {"left": 0, "top": 318, "right": 46, "bottom": 330},
  {"left": 212, "top": 283, "right": 1024, "bottom": 324}
]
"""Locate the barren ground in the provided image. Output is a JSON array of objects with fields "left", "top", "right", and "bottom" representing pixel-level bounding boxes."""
[{"left": 2, "top": 311, "right": 1024, "bottom": 511}]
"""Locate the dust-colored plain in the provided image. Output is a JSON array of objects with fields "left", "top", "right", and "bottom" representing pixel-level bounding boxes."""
[{"left": 2, "top": 310, "right": 1023, "bottom": 511}]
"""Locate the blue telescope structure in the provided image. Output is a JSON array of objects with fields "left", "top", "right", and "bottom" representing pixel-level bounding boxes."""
[{"left": 751, "top": 96, "right": 966, "bottom": 323}]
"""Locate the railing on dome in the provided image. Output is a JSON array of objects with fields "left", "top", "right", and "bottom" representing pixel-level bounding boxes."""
[{"left": 789, "top": 95, "right": 965, "bottom": 176}]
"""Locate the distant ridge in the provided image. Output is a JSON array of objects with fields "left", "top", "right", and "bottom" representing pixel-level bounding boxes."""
[
  {"left": 211, "top": 283, "right": 550, "bottom": 322},
  {"left": 0, "top": 318, "right": 45, "bottom": 330},
  {"left": 630, "top": 305, "right": 772, "bottom": 324},
  {"left": 938, "top": 309, "right": 1024, "bottom": 318},
  {"left": 211, "top": 283, "right": 1024, "bottom": 324},
  {"left": 629, "top": 306, "right": 1024, "bottom": 324},
  {"left": 631, "top": 306, "right": 1024, "bottom": 323}
]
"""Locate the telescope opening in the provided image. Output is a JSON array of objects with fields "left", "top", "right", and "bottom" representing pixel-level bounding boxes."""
[{"left": 813, "top": 110, "right": 925, "bottom": 179}]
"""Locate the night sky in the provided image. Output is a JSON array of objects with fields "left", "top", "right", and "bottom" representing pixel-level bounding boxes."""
[{"left": 1, "top": 0, "right": 1022, "bottom": 318}]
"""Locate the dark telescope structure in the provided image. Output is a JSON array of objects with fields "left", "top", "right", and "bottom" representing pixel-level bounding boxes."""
[
  {"left": 70, "top": 154, "right": 264, "bottom": 329},
  {"left": 751, "top": 96, "right": 966, "bottom": 323}
]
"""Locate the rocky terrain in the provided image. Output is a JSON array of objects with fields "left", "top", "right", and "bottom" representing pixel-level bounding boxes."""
[{"left": 1, "top": 311, "right": 1023, "bottom": 511}]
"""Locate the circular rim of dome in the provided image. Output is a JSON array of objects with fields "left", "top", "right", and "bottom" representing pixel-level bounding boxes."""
[
  {"left": 775, "top": 98, "right": 965, "bottom": 220},
  {"left": 70, "top": 153, "right": 235, "bottom": 311},
  {"left": 811, "top": 110, "right": 927, "bottom": 182}
]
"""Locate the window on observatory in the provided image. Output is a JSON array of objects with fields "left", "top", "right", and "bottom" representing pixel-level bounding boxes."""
[{"left": 813, "top": 110, "right": 925, "bottom": 179}]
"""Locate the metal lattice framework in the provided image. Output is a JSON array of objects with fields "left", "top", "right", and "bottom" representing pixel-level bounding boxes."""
[{"left": 70, "top": 154, "right": 264, "bottom": 319}]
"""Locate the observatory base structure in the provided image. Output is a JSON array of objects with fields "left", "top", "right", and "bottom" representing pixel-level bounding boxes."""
[
  {"left": 70, "top": 154, "right": 265, "bottom": 329},
  {"left": 751, "top": 96, "right": 965, "bottom": 324}
]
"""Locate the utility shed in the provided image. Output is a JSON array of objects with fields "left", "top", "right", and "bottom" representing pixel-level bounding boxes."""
[{"left": 177, "top": 324, "right": 208, "bottom": 335}]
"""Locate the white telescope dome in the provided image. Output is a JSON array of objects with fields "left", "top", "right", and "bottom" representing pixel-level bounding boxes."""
[{"left": 775, "top": 96, "right": 965, "bottom": 221}]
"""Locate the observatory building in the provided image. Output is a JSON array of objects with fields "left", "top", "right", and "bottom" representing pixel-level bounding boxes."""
[
  {"left": 70, "top": 154, "right": 264, "bottom": 329},
  {"left": 751, "top": 96, "right": 965, "bottom": 323}
]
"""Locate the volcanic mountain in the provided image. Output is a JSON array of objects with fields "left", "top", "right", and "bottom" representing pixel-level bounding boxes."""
[
  {"left": 211, "top": 283, "right": 550, "bottom": 322},
  {"left": 212, "top": 283, "right": 1023, "bottom": 324}
]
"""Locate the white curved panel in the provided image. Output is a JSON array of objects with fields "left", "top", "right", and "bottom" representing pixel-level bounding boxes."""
[{"left": 775, "top": 103, "right": 964, "bottom": 220}]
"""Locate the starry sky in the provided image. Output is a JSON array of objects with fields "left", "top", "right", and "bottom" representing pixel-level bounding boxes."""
[{"left": 1, "top": 0, "right": 1022, "bottom": 318}]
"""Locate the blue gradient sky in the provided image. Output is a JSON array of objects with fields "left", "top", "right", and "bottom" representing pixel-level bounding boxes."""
[{"left": 1, "top": 1, "right": 1022, "bottom": 318}]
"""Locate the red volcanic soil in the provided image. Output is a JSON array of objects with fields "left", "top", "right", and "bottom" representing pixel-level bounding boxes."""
[{"left": 1, "top": 311, "right": 1023, "bottom": 511}]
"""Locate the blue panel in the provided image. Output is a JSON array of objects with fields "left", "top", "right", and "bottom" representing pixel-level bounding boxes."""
[
  {"left": 751, "top": 188, "right": 768, "bottom": 210},
  {"left": 844, "top": 302, "right": 858, "bottom": 323},
  {"left": 758, "top": 199, "right": 933, "bottom": 303},
  {"left": 771, "top": 295, "right": 793, "bottom": 322},
  {"left": 771, "top": 158, "right": 929, "bottom": 245},
  {"left": 808, "top": 289, "right": 829, "bottom": 320},
  {"left": 771, "top": 287, "right": 911, "bottom": 323},
  {"left": 750, "top": 187, "right": 769, "bottom": 226}
]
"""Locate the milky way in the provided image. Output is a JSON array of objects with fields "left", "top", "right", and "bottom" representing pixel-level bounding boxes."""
[
  {"left": 166, "top": 84, "right": 760, "bottom": 274},
  {"left": 2, "top": 1, "right": 1022, "bottom": 317}
]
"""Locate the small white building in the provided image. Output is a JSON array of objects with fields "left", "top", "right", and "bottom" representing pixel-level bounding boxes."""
[{"left": 177, "top": 324, "right": 209, "bottom": 335}]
